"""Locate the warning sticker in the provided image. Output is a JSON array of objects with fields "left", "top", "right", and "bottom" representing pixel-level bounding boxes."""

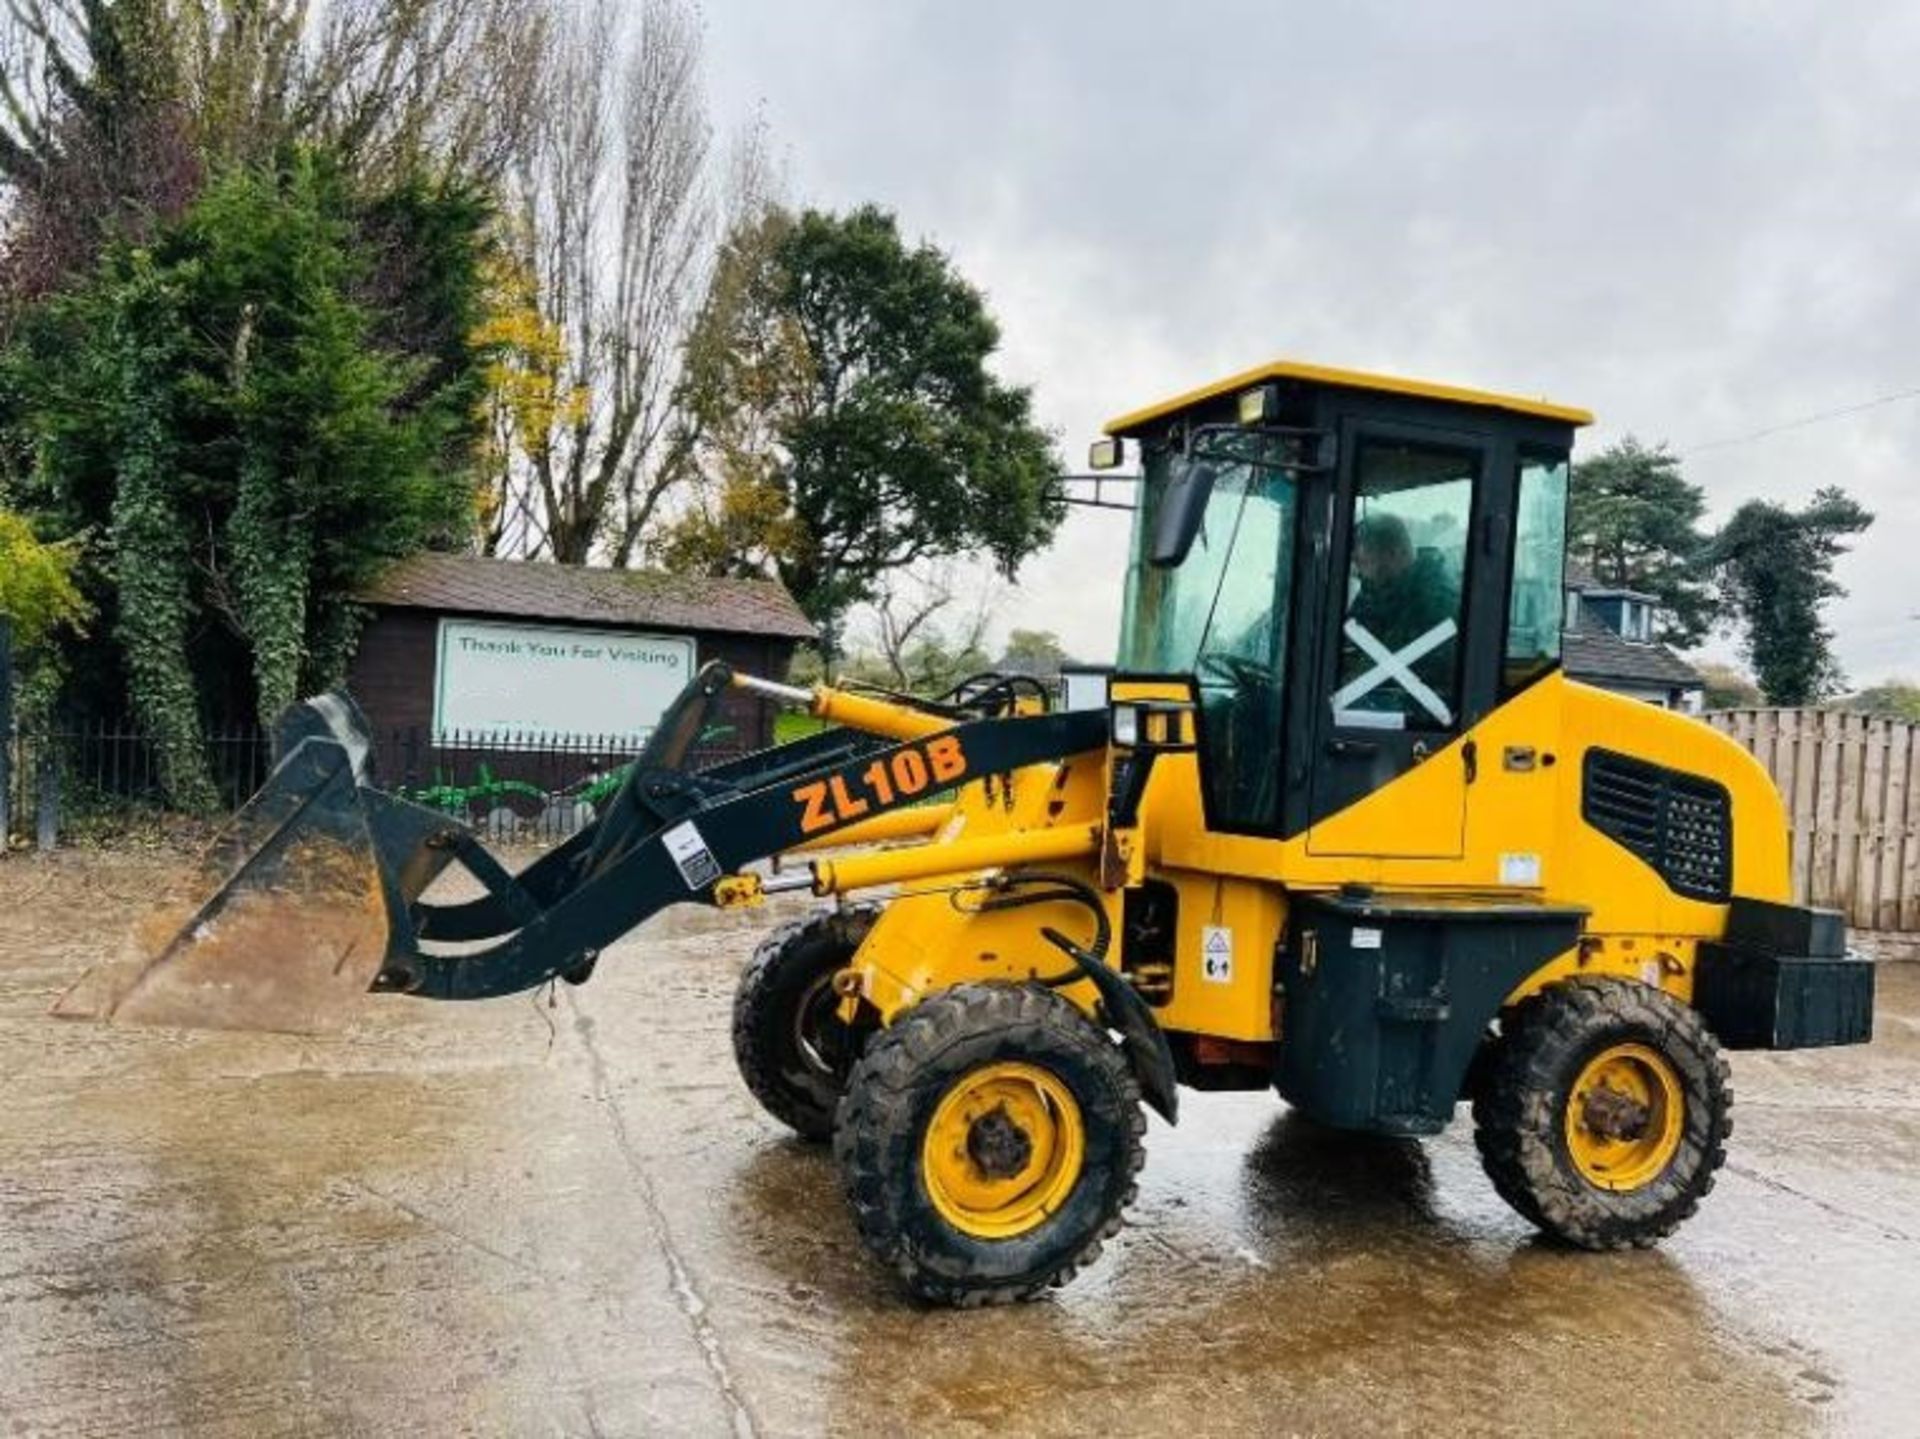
[
  {"left": 1499, "top": 852, "right": 1543, "bottom": 886},
  {"left": 1351, "top": 926, "right": 1383, "bottom": 951},
  {"left": 1201, "top": 925, "right": 1233, "bottom": 984},
  {"left": 661, "top": 820, "right": 722, "bottom": 891}
]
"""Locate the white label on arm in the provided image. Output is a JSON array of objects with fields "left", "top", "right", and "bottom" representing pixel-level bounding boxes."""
[
  {"left": 1351, "top": 926, "right": 1383, "bottom": 950},
  {"left": 662, "top": 820, "right": 721, "bottom": 890}
]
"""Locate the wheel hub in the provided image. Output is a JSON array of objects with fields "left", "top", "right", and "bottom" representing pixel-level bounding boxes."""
[
  {"left": 1564, "top": 1042, "right": 1685, "bottom": 1191},
  {"left": 922, "top": 1061, "right": 1087, "bottom": 1239},
  {"left": 1580, "top": 1082, "right": 1652, "bottom": 1142},
  {"left": 964, "top": 1106, "right": 1035, "bottom": 1179}
]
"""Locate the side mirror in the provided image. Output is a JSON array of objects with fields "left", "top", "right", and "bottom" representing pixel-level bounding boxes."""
[{"left": 1150, "top": 460, "right": 1219, "bottom": 567}]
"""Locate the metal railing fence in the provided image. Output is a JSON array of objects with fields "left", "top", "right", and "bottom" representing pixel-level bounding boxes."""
[{"left": 2, "top": 716, "right": 742, "bottom": 850}]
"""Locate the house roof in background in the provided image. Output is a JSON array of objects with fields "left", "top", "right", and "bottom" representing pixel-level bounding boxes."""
[
  {"left": 1563, "top": 598, "right": 1702, "bottom": 689},
  {"left": 358, "top": 553, "right": 818, "bottom": 641}
]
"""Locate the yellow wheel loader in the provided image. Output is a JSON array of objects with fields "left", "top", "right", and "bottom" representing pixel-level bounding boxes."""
[{"left": 66, "top": 359, "right": 1876, "bottom": 1306}]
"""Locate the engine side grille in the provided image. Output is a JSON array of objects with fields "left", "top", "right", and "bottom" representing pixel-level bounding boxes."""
[{"left": 1581, "top": 748, "right": 1733, "bottom": 903}]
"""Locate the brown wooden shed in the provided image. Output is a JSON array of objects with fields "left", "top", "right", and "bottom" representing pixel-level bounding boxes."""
[{"left": 346, "top": 554, "right": 815, "bottom": 799}]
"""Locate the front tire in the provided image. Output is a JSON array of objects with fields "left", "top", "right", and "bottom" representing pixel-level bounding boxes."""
[
  {"left": 834, "top": 983, "right": 1145, "bottom": 1306},
  {"left": 1474, "top": 977, "right": 1732, "bottom": 1249},
  {"left": 732, "top": 904, "right": 879, "bottom": 1140}
]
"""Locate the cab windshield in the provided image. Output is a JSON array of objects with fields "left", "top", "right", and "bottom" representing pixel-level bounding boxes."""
[{"left": 1119, "top": 442, "right": 1297, "bottom": 828}]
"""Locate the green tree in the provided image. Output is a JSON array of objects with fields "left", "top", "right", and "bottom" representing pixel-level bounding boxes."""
[
  {"left": 9, "top": 151, "right": 489, "bottom": 802},
  {"left": 1711, "top": 487, "right": 1873, "bottom": 705},
  {"left": 671, "top": 204, "right": 1064, "bottom": 654},
  {"left": 1569, "top": 437, "right": 1714, "bottom": 647},
  {"left": 0, "top": 507, "right": 89, "bottom": 653},
  {"left": 659, "top": 206, "right": 809, "bottom": 579},
  {"left": 999, "top": 628, "right": 1069, "bottom": 672}
]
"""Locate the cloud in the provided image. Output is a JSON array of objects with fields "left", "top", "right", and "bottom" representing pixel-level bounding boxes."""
[{"left": 704, "top": 0, "right": 1920, "bottom": 681}]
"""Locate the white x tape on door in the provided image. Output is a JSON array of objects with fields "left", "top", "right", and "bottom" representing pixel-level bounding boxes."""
[{"left": 1331, "top": 617, "right": 1457, "bottom": 727}]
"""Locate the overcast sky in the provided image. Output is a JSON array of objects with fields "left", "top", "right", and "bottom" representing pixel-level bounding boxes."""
[{"left": 701, "top": 1, "right": 1918, "bottom": 685}]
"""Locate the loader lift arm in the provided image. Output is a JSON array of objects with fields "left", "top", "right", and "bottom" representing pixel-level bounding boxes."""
[
  {"left": 337, "top": 662, "right": 1105, "bottom": 1002},
  {"left": 409, "top": 664, "right": 894, "bottom": 946}
]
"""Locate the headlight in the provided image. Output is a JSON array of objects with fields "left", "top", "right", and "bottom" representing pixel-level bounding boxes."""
[
  {"left": 1110, "top": 703, "right": 1140, "bottom": 748},
  {"left": 1237, "top": 383, "right": 1280, "bottom": 425}
]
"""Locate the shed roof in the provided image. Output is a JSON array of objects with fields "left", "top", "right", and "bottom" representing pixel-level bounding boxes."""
[{"left": 358, "top": 553, "right": 818, "bottom": 641}]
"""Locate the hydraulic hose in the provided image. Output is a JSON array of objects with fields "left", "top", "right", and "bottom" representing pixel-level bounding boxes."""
[{"left": 973, "top": 869, "right": 1113, "bottom": 960}]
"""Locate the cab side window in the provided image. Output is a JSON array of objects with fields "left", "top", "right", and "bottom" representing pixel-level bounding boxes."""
[
  {"left": 1504, "top": 452, "right": 1569, "bottom": 693},
  {"left": 1333, "top": 440, "right": 1476, "bottom": 732}
]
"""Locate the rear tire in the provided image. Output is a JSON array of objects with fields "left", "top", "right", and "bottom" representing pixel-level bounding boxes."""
[
  {"left": 1474, "top": 977, "right": 1731, "bottom": 1249},
  {"left": 834, "top": 983, "right": 1145, "bottom": 1306},
  {"left": 732, "top": 904, "right": 880, "bottom": 1140}
]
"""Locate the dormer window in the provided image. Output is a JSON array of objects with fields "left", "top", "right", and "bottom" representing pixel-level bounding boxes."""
[{"left": 1622, "top": 601, "right": 1653, "bottom": 643}]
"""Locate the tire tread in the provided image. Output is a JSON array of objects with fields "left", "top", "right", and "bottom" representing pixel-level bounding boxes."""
[
  {"left": 1473, "top": 977, "right": 1732, "bottom": 1250},
  {"left": 731, "top": 903, "right": 879, "bottom": 1140},
  {"left": 834, "top": 982, "right": 1145, "bottom": 1306}
]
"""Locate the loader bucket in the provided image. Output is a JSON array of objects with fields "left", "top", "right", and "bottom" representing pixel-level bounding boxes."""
[{"left": 53, "top": 695, "right": 456, "bottom": 1034}]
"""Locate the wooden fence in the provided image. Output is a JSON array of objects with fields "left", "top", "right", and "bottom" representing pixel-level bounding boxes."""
[{"left": 1707, "top": 708, "right": 1920, "bottom": 932}]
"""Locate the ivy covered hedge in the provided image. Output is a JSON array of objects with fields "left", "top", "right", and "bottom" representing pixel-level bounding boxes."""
[{"left": 2, "top": 151, "right": 492, "bottom": 807}]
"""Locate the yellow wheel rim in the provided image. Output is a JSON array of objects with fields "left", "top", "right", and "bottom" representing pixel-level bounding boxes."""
[
  {"left": 922, "top": 1061, "right": 1086, "bottom": 1240},
  {"left": 1564, "top": 1042, "right": 1685, "bottom": 1191}
]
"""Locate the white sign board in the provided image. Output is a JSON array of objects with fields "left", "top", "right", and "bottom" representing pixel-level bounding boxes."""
[{"left": 434, "top": 619, "right": 695, "bottom": 741}]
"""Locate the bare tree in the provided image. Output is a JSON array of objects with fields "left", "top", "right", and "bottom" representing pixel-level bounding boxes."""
[
  {"left": 486, "top": 0, "right": 715, "bottom": 564},
  {"left": 0, "top": 1, "right": 99, "bottom": 187},
  {"left": 293, "top": 0, "right": 550, "bottom": 186},
  {"left": 1, "top": 0, "right": 549, "bottom": 184},
  {"left": 0, "top": 5, "right": 183, "bottom": 299},
  {"left": 0, "top": 0, "right": 550, "bottom": 302},
  {"left": 873, "top": 574, "right": 954, "bottom": 690},
  {"left": 858, "top": 562, "right": 995, "bottom": 692}
]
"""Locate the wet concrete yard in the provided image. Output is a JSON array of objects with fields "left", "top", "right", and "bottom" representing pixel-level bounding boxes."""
[{"left": 4, "top": 853, "right": 1919, "bottom": 1436}]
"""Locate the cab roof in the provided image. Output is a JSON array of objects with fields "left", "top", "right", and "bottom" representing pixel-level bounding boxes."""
[{"left": 1102, "top": 357, "right": 1594, "bottom": 435}]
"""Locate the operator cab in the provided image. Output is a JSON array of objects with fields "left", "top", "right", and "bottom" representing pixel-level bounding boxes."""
[{"left": 1094, "top": 359, "right": 1591, "bottom": 853}]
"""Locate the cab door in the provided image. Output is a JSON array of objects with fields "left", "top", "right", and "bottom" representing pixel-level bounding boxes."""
[{"left": 1306, "top": 424, "right": 1483, "bottom": 858}]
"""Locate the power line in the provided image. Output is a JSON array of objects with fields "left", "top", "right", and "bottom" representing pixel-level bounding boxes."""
[{"left": 1683, "top": 385, "right": 1920, "bottom": 456}]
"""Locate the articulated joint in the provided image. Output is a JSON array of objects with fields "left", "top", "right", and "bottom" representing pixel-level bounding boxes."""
[{"left": 711, "top": 874, "right": 767, "bottom": 909}]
